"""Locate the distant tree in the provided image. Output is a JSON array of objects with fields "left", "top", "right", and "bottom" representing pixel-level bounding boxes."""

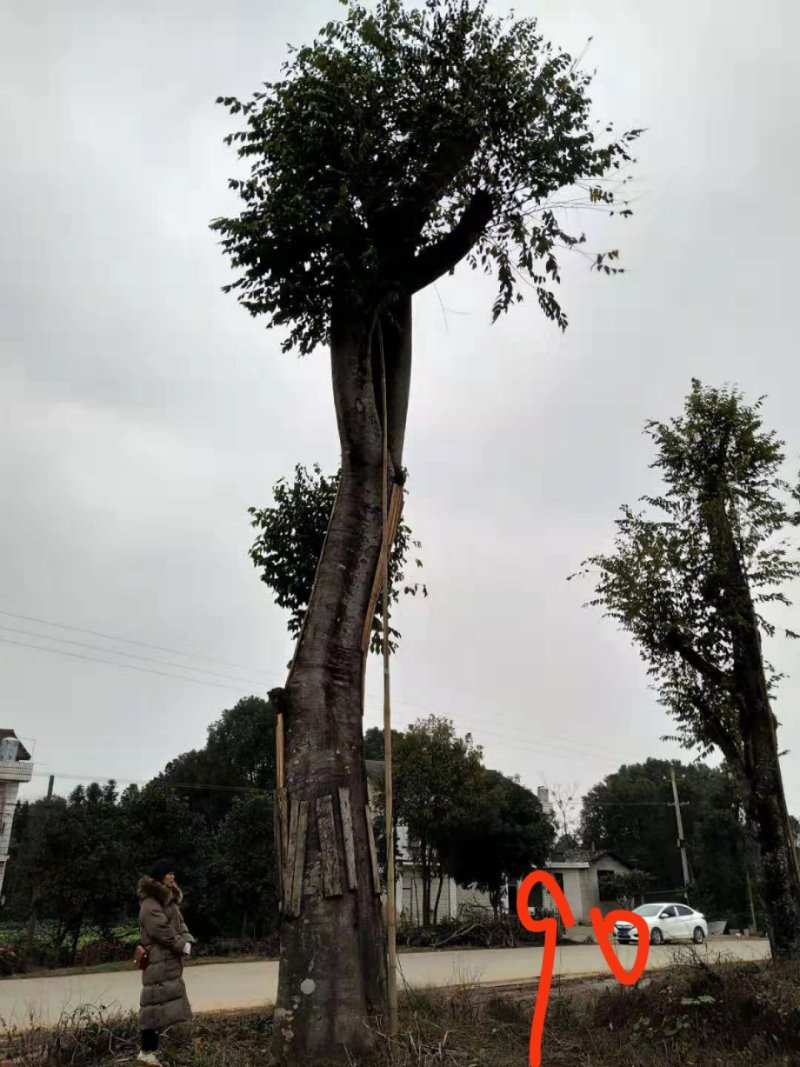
[
  {"left": 574, "top": 381, "right": 800, "bottom": 957},
  {"left": 157, "top": 696, "right": 276, "bottom": 827},
  {"left": 208, "top": 793, "right": 278, "bottom": 939},
  {"left": 581, "top": 759, "right": 752, "bottom": 924},
  {"left": 438, "top": 770, "right": 555, "bottom": 917},
  {"left": 11, "top": 784, "right": 133, "bottom": 963},
  {"left": 120, "top": 783, "right": 212, "bottom": 933},
  {"left": 363, "top": 725, "right": 403, "bottom": 761},
  {"left": 601, "top": 869, "right": 654, "bottom": 910},
  {"left": 391, "top": 715, "right": 484, "bottom": 924},
  {"left": 249, "top": 464, "right": 425, "bottom": 655}
]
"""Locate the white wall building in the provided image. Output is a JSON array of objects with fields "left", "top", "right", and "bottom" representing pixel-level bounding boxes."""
[{"left": 0, "top": 730, "right": 33, "bottom": 900}]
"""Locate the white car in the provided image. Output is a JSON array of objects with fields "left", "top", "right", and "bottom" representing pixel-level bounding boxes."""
[{"left": 614, "top": 903, "right": 708, "bottom": 946}]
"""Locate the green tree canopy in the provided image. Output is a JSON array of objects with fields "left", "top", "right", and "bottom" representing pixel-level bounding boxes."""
[
  {"left": 212, "top": 0, "right": 639, "bottom": 354},
  {"left": 573, "top": 381, "right": 800, "bottom": 957},
  {"left": 248, "top": 464, "right": 425, "bottom": 654},
  {"left": 156, "top": 696, "right": 276, "bottom": 827},
  {"left": 391, "top": 715, "right": 484, "bottom": 924}
]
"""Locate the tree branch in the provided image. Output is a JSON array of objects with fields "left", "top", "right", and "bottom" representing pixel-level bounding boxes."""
[
  {"left": 404, "top": 190, "right": 494, "bottom": 294},
  {"left": 687, "top": 689, "right": 743, "bottom": 774},
  {"left": 662, "top": 628, "right": 732, "bottom": 689}
]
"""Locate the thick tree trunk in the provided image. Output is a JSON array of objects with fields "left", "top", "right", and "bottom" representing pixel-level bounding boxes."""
[
  {"left": 722, "top": 521, "right": 800, "bottom": 958},
  {"left": 734, "top": 632, "right": 800, "bottom": 957},
  {"left": 271, "top": 298, "right": 411, "bottom": 1062}
]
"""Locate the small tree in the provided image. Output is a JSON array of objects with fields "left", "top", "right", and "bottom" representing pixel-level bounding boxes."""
[
  {"left": 248, "top": 464, "right": 425, "bottom": 655},
  {"left": 574, "top": 381, "right": 800, "bottom": 957}
]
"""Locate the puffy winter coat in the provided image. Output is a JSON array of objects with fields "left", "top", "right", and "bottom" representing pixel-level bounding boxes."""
[{"left": 137, "top": 876, "right": 195, "bottom": 1031}]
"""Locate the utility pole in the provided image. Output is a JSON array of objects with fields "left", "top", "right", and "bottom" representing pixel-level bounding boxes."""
[{"left": 669, "top": 765, "right": 691, "bottom": 898}]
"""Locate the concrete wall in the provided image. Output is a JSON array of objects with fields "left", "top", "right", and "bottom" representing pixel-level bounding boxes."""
[
  {"left": 539, "top": 856, "right": 632, "bottom": 922},
  {"left": 542, "top": 867, "right": 586, "bottom": 919}
]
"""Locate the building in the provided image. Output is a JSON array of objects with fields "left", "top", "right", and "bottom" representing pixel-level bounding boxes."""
[
  {"left": 536, "top": 786, "right": 555, "bottom": 819},
  {"left": 536, "top": 848, "right": 632, "bottom": 923},
  {"left": 0, "top": 730, "right": 33, "bottom": 899}
]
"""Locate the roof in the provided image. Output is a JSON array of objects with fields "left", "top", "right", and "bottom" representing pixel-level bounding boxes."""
[
  {"left": 548, "top": 849, "right": 631, "bottom": 870},
  {"left": 0, "top": 730, "right": 31, "bottom": 762}
]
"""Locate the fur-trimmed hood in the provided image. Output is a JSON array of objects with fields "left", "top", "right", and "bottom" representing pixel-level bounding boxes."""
[{"left": 137, "top": 875, "right": 184, "bottom": 906}]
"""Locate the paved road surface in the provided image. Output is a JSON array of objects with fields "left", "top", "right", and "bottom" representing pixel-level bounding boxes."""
[{"left": 1, "top": 939, "right": 770, "bottom": 1029}]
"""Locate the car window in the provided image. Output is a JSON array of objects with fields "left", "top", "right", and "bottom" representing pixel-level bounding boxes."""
[
  {"left": 661, "top": 906, "right": 677, "bottom": 918},
  {"left": 676, "top": 905, "right": 692, "bottom": 916}
]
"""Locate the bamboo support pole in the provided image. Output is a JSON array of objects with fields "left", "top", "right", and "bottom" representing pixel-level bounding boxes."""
[{"left": 379, "top": 323, "right": 399, "bottom": 1038}]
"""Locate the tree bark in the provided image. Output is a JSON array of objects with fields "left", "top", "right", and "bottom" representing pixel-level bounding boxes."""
[
  {"left": 703, "top": 496, "right": 800, "bottom": 958},
  {"left": 730, "top": 595, "right": 800, "bottom": 957},
  {"left": 271, "top": 297, "right": 412, "bottom": 1062}
]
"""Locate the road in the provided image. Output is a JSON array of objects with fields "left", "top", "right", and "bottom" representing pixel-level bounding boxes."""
[{"left": 0, "top": 938, "right": 770, "bottom": 1029}]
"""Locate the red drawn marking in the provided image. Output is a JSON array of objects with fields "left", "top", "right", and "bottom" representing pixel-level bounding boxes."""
[
  {"left": 517, "top": 873, "right": 651, "bottom": 1067},
  {"left": 516, "top": 871, "right": 575, "bottom": 1067},
  {"left": 589, "top": 908, "right": 650, "bottom": 985}
]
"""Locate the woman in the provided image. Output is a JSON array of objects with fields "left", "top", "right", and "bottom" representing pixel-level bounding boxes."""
[{"left": 136, "top": 858, "right": 195, "bottom": 1066}]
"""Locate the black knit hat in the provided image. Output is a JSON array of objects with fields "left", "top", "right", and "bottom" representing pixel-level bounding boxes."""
[{"left": 149, "top": 858, "right": 176, "bottom": 883}]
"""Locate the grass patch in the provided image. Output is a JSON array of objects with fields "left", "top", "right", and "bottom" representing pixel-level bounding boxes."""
[{"left": 2, "top": 959, "right": 798, "bottom": 1065}]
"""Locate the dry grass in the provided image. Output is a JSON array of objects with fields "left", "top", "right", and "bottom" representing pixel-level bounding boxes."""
[{"left": 2, "top": 959, "right": 799, "bottom": 1066}]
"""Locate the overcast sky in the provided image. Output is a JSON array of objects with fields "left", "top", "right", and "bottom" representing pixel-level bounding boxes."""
[{"left": 4, "top": 0, "right": 799, "bottom": 822}]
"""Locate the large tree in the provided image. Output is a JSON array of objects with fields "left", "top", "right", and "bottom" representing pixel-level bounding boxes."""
[
  {"left": 391, "top": 715, "right": 484, "bottom": 924},
  {"left": 580, "top": 759, "right": 752, "bottom": 925},
  {"left": 156, "top": 696, "right": 276, "bottom": 827},
  {"left": 438, "top": 769, "right": 555, "bottom": 917},
  {"left": 213, "top": 0, "right": 638, "bottom": 1054},
  {"left": 574, "top": 382, "right": 800, "bottom": 957}
]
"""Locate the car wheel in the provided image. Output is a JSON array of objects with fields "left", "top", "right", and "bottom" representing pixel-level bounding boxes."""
[
  {"left": 692, "top": 926, "right": 706, "bottom": 944},
  {"left": 650, "top": 927, "right": 664, "bottom": 946}
]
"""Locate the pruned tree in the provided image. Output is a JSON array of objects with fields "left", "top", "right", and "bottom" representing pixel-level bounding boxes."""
[
  {"left": 248, "top": 463, "right": 425, "bottom": 655},
  {"left": 573, "top": 381, "right": 800, "bottom": 958},
  {"left": 212, "top": 0, "right": 639, "bottom": 1054}
]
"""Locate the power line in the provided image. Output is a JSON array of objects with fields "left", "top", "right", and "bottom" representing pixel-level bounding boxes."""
[
  {"left": 0, "top": 604, "right": 650, "bottom": 762},
  {"left": 0, "top": 623, "right": 272, "bottom": 690},
  {"left": 1, "top": 631, "right": 652, "bottom": 767},
  {"left": 26, "top": 770, "right": 268, "bottom": 794},
  {"left": 1, "top": 609, "right": 658, "bottom": 770},
  {"left": 0, "top": 607, "right": 281, "bottom": 682},
  {"left": 0, "top": 633, "right": 251, "bottom": 692}
]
